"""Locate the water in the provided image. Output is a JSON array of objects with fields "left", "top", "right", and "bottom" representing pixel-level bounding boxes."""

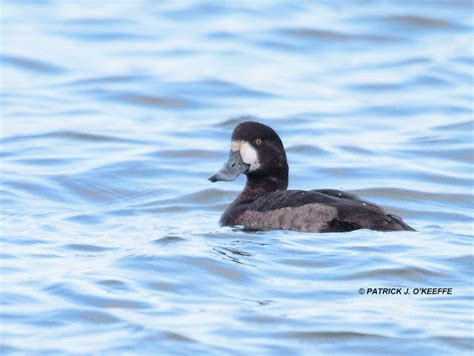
[{"left": 1, "top": 0, "right": 473, "bottom": 354}]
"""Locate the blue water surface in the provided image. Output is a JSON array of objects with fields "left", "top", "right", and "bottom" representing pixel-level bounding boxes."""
[{"left": 1, "top": 0, "right": 473, "bottom": 354}]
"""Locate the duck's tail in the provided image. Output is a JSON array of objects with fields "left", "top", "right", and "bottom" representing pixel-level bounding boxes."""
[{"left": 385, "top": 214, "right": 416, "bottom": 231}]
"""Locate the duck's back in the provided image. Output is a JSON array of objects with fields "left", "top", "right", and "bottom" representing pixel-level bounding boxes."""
[{"left": 222, "top": 189, "right": 414, "bottom": 232}]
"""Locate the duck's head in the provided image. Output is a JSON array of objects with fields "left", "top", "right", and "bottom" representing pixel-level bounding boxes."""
[{"left": 208, "top": 121, "right": 288, "bottom": 187}]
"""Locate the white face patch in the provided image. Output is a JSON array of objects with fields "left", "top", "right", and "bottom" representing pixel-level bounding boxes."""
[
  {"left": 231, "top": 140, "right": 261, "bottom": 171},
  {"left": 231, "top": 140, "right": 240, "bottom": 152}
]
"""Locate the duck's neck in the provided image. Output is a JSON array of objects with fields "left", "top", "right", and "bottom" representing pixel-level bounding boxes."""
[{"left": 236, "top": 169, "right": 288, "bottom": 203}]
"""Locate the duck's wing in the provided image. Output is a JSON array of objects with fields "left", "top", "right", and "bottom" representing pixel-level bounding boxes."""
[
  {"left": 314, "top": 189, "right": 415, "bottom": 231},
  {"left": 235, "top": 190, "right": 415, "bottom": 232},
  {"left": 312, "top": 189, "right": 378, "bottom": 208},
  {"left": 327, "top": 198, "right": 415, "bottom": 232},
  {"left": 312, "top": 188, "right": 363, "bottom": 201}
]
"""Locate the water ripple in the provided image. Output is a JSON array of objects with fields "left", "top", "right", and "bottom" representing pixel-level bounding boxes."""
[
  {"left": 44, "top": 283, "right": 151, "bottom": 309},
  {"left": 0, "top": 54, "right": 65, "bottom": 74},
  {"left": 281, "top": 28, "right": 401, "bottom": 43},
  {"left": 109, "top": 93, "right": 195, "bottom": 109}
]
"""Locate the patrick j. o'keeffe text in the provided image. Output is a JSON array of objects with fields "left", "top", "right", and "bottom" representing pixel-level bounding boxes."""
[{"left": 358, "top": 288, "right": 453, "bottom": 295}]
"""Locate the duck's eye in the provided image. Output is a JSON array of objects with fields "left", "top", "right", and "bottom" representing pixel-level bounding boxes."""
[{"left": 255, "top": 138, "right": 262, "bottom": 145}]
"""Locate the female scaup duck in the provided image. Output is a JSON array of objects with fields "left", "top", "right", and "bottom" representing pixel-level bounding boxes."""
[{"left": 208, "top": 121, "right": 415, "bottom": 233}]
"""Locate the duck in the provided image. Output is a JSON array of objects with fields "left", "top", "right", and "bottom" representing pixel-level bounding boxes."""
[{"left": 208, "top": 121, "right": 415, "bottom": 233}]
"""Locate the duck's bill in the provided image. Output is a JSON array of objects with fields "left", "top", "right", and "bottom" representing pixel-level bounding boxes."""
[{"left": 208, "top": 150, "right": 250, "bottom": 182}]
